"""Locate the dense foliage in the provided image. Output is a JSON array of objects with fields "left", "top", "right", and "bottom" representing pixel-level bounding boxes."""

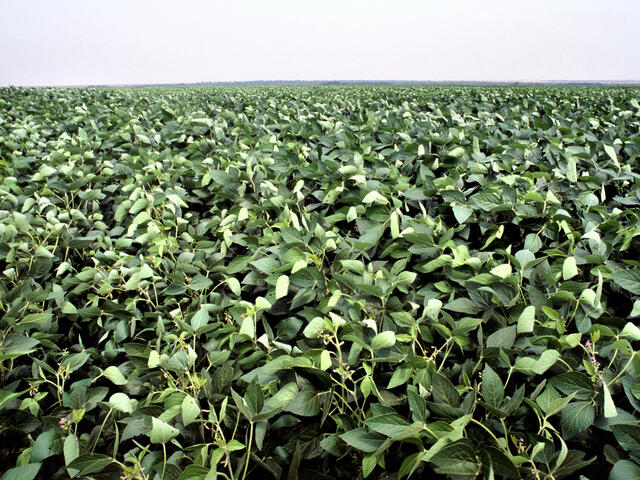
[{"left": 1, "top": 85, "right": 640, "bottom": 480}]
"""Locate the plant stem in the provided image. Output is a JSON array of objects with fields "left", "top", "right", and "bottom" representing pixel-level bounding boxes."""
[{"left": 240, "top": 421, "right": 254, "bottom": 480}]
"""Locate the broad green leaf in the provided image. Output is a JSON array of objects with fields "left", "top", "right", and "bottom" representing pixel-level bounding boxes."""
[
  {"left": 191, "top": 306, "right": 209, "bottom": 331},
  {"left": 0, "top": 389, "right": 26, "bottom": 411},
  {"left": 108, "top": 392, "right": 134, "bottom": 413},
  {"left": 275, "top": 274, "right": 289, "bottom": 300},
  {"left": 611, "top": 269, "right": 640, "bottom": 295},
  {"left": 255, "top": 296, "right": 272, "bottom": 310},
  {"left": 609, "top": 460, "right": 640, "bottom": 480},
  {"left": 612, "top": 424, "right": 640, "bottom": 457},
  {"left": 452, "top": 205, "right": 473, "bottom": 224},
  {"left": 390, "top": 210, "right": 400, "bottom": 238},
  {"left": 188, "top": 274, "right": 213, "bottom": 291},
  {"left": 340, "top": 428, "right": 385, "bottom": 452},
  {"left": 603, "top": 382, "right": 617, "bottom": 418},
  {"left": 227, "top": 277, "right": 241, "bottom": 296},
  {"left": 517, "top": 305, "right": 535, "bottom": 333},
  {"left": 561, "top": 401, "right": 595, "bottom": 439},
  {"left": 182, "top": 395, "right": 200, "bottom": 426},
  {"left": 371, "top": 331, "right": 396, "bottom": 350},
  {"left": 67, "top": 453, "right": 113, "bottom": 477},
  {"left": 365, "top": 413, "right": 412, "bottom": 437},
  {"left": 482, "top": 365, "right": 504, "bottom": 408},
  {"left": 425, "top": 299, "right": 442, "bottom": 321},
  {"left": 17, "top": 311, "right": 52, "bottom": 330},
  {"left": 31, "top": 429, "right": 57, "bottom": 462},
  {"left": 621, "top": 322, "right": 640, "bottom": 341},
  {"left": 563, "top": 257, "right": 578, "bottom": 280},
  {"left": 103, "top": 366, "right": 127, "bottom": 385},
  {"left": 303, "top": 317, "right": 329, "bottom": 338},
  {"left": 150, "top": 417, "right": 179, "bottom": 444},
  {"left": 566, "top": 156, "right": 577, "bottom": 182},
  {"left": 490, "top": 263, "right": 512, "bottom": 279},
  {"left": 362, "top": 190, "right": 388, "bottom": 205},
  {"left": 61, "top": 301, "right": 78, "bottom": 315},
  {"left": 604, "top": 144, "right": 620, "bottom": 169},
  {"left": 0, "top": 464, "right": 42, "bottom": 480},
  {"left": 64, "top": 434, "right": 80, "bottom": 476},
  {"left": 430, "top": 439, "right": 479, "bottom": 476},
  {"left": 486, "top": 325, "right": 516, "bottom": 349},
  {"left": 341, "top": 259, "right": 365, "bottom": 275}
]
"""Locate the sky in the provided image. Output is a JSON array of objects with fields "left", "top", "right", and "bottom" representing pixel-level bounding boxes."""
[{"left": 1, "top": 0, "right": 639, "bottom": 87}]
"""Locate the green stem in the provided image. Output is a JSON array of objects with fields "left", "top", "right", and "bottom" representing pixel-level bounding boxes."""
[
  {"left": 240, "top": 421, "right": 254, "bottom": 480},
  {"left": 92, "top": 409, "right": 112, "bottom": 452},
  {"left": 161, "top": 443, "right": 167, "bottom": 480},
  {"left": 607, "top": 353, "right": 636, "bottom": 387},
  {"left": 469, "top": 418, "right": 509, "bottom": 455}
]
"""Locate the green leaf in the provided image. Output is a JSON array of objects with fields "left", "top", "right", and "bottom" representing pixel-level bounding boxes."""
[
  {"left": 108, "top": 392, "right": 134, "bottom": 413},
  {"left": 61, "top": 301, "right": 78, "bottom": 315},
  {"left": 621, "top": 322, "right": 640, "bottom": 341},
  {"left": 452, "top": 205, "right": 473, "bottom": 224},
  {"left": 0, "top": 463, "right": 42, "bottom": 480},
  {"left": 603, "top": 382, "right": 617, "bottom": 418},
  {"left": 255, "top": 296, "right": 272, "bottom": 311},
  {"left": 390, "top": 210, "right": 400, "bottom": 238},
  {"left": 0, "top": 389, "right": 26, "bottom": 411},
  {"left": 347, "top": 206, "right": 358, "bottom": 222},
  {"left": 517, "top": 305, "right": 535, "bottom": 333},
  {"left": 425, "top": 298, "right": 443, "bottom": 321},
  {"left": 341, "top": 259, "right": 365, "bottom": 275},
  {"left": 226, "top": 277, "right": 242, "bottom": 296},
  {"left": 549, "top": 372, "right": 594, "bottom": 398},
  {"left": 67, "top": 453, "right": 113, "bottom": 477},
  {"left": 371, "top": 331, "right": 396, "bottom": 350},
  {"left": 604, "top": 144, "right": 620, "bottom": 169},
  {"left": 429, "top": 439, "right": 479, "bottom": 476},
  {"left": 486, "top": 325, "right": 516, "bottom": 349},
  {"left": 482, "top": 365, "right": 504, "bottom": 408},
  {"left": 303, "top": 317, "right": 330, "bottom": 338},
  {"left": 448, "top": 146, "right": 466, "bottom": 158},
  {"left": 443, "top": 298, "right": 480, "bottom": 314},
  {"left": 611, "top": 269, "right": 640, "bottom": 295},
  {"left": 245, "top": 379, "right": 264, "bottom": 416},
  {"left": 64, "top": 434, "right": 80, "bottom": 476},
  {"left": 275, "top": 274, "right": 289, "bottom": 300},
  {"left": 182, "top": 395, "right": 200, "bottom": 426},
  {"left": 188, "top": 274, "right": 213, "bottom": 291},
  {"left": 362, "top": 455, "right": 377, "bottom": 478},
  {"left": 563, "top": 257, "right": 578, "bottom": 280},
  {"left": 340, "top": 428, "right": 385, "bottom": 452},
  {"left": 490, "top": 263, "right": 512, "bottom": 279},
  {"left": 264, "top": 382, "right": 298, "bottom": 411},
  {"left": 609, "top": 460, "right": 640, "bottom": 480},
  {"left": 191, "top": 306, "right": 209, "bottom": 331},
  {"left": 239, "top": 315, "right": 255, "bottom": 339},
  {"left": 364, "top": 413, "right": 412, "bottom": 438},
  {"left": 362, "top": 190, "right": 388, "bottom": 205},
  {"left": 566, "top": 156, "right": 577, "bottom": 183},
  {"left": 31, "top": 429, "right": 57, "bottom": 462},
  {"left": 612, "top": 424, "right": 640, "bottom": 457},
  {"left": 533, "top": 349, "right": 560, "bottom": 374},
  {"left": 396, "top": 270, "right": 417, "bottom": 285},
  {"left": 103, "top": 366, "right": 127, "bottom": 386},
  {"left": 150, "top": 417, "right": 179, "bottom": 444},
  {"left": 561, "top": 401, "right": 595, "bottom": 439},
  {"left": 17, "top": 311, "right": 52, "bottom": 330},
  {"left": 431, "top": 373, "right": 460, "bottom": 407}
]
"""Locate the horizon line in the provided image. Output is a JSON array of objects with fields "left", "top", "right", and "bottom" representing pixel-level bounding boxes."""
[{"left": 4, "top": 79, "right": 640, "bottom": 88}]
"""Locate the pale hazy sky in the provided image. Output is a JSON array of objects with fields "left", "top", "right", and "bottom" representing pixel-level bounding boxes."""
[{"left": 1, "top": 0, "right": 639, "bottom": 86}]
